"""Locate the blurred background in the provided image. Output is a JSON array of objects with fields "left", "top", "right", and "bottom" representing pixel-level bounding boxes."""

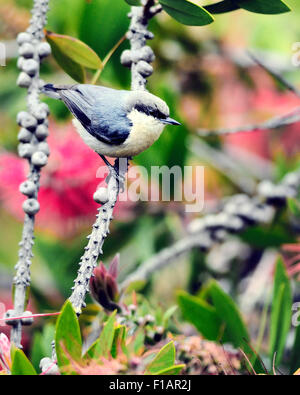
[{"left": 0, "top": 0, "right": 300, "bottom": 368}]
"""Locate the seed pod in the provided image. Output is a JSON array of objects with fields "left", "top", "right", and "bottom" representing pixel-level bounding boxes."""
[
  {"left": 33, "top": 109, "right": 47, "bottom": 123},
  {"left": 93, "top": 187, "right": 109, "bottom": 204},
  {"left": 39, "top": 102, "right": 50, "bottom": 115},
  {"left": 33, "top": 103, "right": 49, "bottom": 122},
  {"left": 17, "top": 111, "right": 37, "bottom": 130},
  {"left": 37, "top": 142, "right": 50, "bottom": 156},
  {"left": 23, "top": 198, "right": 40, "bottom": 215},
  {"left": 21, "top": 311, "right": 34, "bottom": 326},
  {"left": 18, "top": 143, "right": 34, "bottom": 159},
  {"left": 283, "top": 172, "right": 300, "bottom": 188},
  {"left": 19, "top": 180, "right": 36, "bottom": 197},
  {"left": 139, "top": 46, "right": 155, "bottom": 63},
  {"left": 4, "top": 310, "right": 18, "bottom": 326},
  {"left": 35, "top": 124, "right": 49, "bottom": 140},
  {"left": 137, "top": 60, "right": 153, "bottom": 77},
  {"left": 37, "top": 42, "right": 51, "bottom": 58},
  {"left": 18, "top": 43, "right": 35, "bottom": 58},
  {"left": 22, "top": 58, "right": 39, "bottom": 76},
  {"left": 17, "top": 72, "right": 32, "bottom": 88},
  {"left": 120, "top": 50, "right": 132, "bottom": 67},
  {"left": 31, "top": 151, "right": 48, "bottom": 167},
  {"left": 18, "top": 128, "right": 32, "bottom": 143},
  {"left": 17, "top": 56, "right": 25, "bottom": 70},
  {"left": 17, "top": 32, "right": 32, "bottom": 45}
]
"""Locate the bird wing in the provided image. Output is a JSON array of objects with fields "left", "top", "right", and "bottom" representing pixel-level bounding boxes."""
[{"left": 58, "top": 85, "right": 130, "bottom": 145}]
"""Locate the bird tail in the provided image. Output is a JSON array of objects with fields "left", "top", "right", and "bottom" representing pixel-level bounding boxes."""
[{"left": 42, "top": 83, "right": 62, "bottom": 100}]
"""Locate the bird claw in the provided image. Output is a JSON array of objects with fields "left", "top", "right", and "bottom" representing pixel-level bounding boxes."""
[
  {"left": 105, "top": 164, "right": 125, "bottom": 192},
  {"left": 100, "top": 155, "right": 127, "bottom": 193}
]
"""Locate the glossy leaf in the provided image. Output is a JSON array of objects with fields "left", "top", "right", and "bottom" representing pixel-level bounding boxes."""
[
  {"left": 204, "top": 0, "right": 240, "bottom": 14},
  {"left": 46, "top": 37, "right": 85, "bottom": 83},
  {"left": 46, "top": 31, "right": 103, "bottom": 70},
  {"left": 159, "top": 0, "right": 214, "bottom": 26},
  {"left": 111, "top": 324, "right": 126, "bottom": 358},
  {"left": 11, "top": 348, "right": 37, "bottom": 375},
  {"left": 55, "top": 301, "right": 82, "bottom": 372},
  {"left": 86, "top": 311, "right": 116, "bottom": 359},
  {"left": 237, "top": 0, "right": 290, "bottom": 14},
  {"left": 162, "top": 305, "right": 178, "bottom": 327},
  {"left": 146, "top": 341, "right": 176, "bottom": 374},
  {"left": 209, "top": 281, "right": 250, "bottom": 347},
  {"left": 155, "top": 364, "right": 185, "bottom": 375},
  {"left": 177, "top": 291, "right": 222, "bottom": 340},
  {"left": 269, "top": 258, "right": 292, "bottom": 366}
]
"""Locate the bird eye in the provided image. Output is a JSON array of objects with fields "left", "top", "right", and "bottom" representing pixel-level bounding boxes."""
[{"left": 150, "top": 109, "right": 166, "bottom": 119}]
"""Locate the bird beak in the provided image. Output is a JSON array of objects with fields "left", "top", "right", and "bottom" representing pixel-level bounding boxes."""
[{"left": 161, "top": 117, "right": 181, "bottom": 126}]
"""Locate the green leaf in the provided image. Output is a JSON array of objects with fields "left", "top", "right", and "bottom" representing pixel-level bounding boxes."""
[
  {"left": 86, "top": 311, "right": 116, "bottom": 359},
  {"left": 146, "top": 341, "right": 176, "bottom": 374},
  {"left": 46, "top": 31, "right": 103, "bottom": 70},
  {"left": 177, "top": 291, "right": 222, "bottom": 340},
  {"left": 288, "top": 198, "right": 300, "bottom": 217},
  {"left": 111, "top": 324, "right": 126, "bottom": 358},
  {"left": 133, "top": 330, "right": 145, "bottom": 355},
  {"left": 155, "top": 364, "right": 185, "bottom": 375},
  {"left": 209, "top": 281, "right": 250, "bottom": 347},
  {"left": 46, "top": 38, "right": 85, "bottom": 83},
  {"left": 269, "top": 258, "right": 292, "bottom": 366},
  {"left": 55, "top": 301, "right": 82, "bottom": 372},
  {"left": 162, "top": 305, "right": 178, "bottom": 327},
  {"left": 159, "top": 0, "right": 214, "bottom": 26},
  {"left": 11, "top": 348, "right": 37, "bottom": 375},
  {"left": 237, "top": 0, "right": 290, "bottom": 14},
  {"left": 204, "top": 0, "right": 240, "bottom": 14},
  {"left": 124, "top": 0, "right": 141, "bottom": 5}
]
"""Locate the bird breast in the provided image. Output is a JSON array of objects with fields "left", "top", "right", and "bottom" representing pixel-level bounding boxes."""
[{"left": 73, "top": 109, "right": 165, "bottom": 158}]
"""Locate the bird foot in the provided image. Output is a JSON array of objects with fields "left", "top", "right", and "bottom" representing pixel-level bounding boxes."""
[{"left": 99, "top": 155, "right": 127, "bottom": 192}]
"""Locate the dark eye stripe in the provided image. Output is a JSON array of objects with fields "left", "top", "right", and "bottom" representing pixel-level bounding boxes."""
[{"left": 135, "top": 104, "right": 166, "bottom": 119}]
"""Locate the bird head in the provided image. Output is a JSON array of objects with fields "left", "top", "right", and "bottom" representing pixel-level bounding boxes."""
[{"left": 125, "top": 90, "right": 180, "bottom": 127}]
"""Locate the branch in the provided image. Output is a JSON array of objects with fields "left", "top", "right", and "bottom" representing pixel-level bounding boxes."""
[
  {"left": 198, "top": 51, "right": 300, "bottom": 137},
  {"left": 121, "top": 0, "right": 161, "bottom": 90},
  {"left": 187, "top": 137, "right": 257, "bottom": 193},
  {"left": 120, "top": 169, "right": 300, "bottom": 289},
  {"left": 8, "top": 0, "right": 51, "bottom": 348},
  {"left": 69, "top": 162, "right": 126, "bottom": 314},
  {"left": 197, "top": 106, "right": 300, "bottom": 137},
  {"left": 248, "top": 52, "right": 300, "bottom": 98},
  {"left": 69, "top": 0, "right": 159, "bottom": 315}
]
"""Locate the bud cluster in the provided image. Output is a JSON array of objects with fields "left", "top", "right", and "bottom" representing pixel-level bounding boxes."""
[{"left": 10, "top": 0, "right": 51, "bottom": 348}]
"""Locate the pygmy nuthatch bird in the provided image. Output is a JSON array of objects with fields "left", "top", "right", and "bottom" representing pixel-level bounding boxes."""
[{"left": 42, "top": 84, "right": 180, "bottom": 158}]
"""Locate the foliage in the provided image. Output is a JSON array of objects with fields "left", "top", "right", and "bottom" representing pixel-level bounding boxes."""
[{"left": 0, "top": 0, "right": 299, "bottom": 377}]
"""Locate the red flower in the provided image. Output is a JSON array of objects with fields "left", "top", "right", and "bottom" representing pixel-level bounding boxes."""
[
  {"left": 90, "top": 254, "right": 120, "bottom": 312},
  {"left": 0, "top": 122, "right": 122, "bottom": 237}
]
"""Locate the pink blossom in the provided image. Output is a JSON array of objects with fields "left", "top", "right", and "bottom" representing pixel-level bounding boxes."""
[
  {"left": 90, "top": 254, "right": 120, "bottom": 311},
  {"left": 0, "top": 333, "right": 11, "bottom": 372},
  {"left": 0, "top": 122, "right": 134, "bottom": 237},
  {"left": 0, "top": 303, "right": 5, "bottom": 327}
]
